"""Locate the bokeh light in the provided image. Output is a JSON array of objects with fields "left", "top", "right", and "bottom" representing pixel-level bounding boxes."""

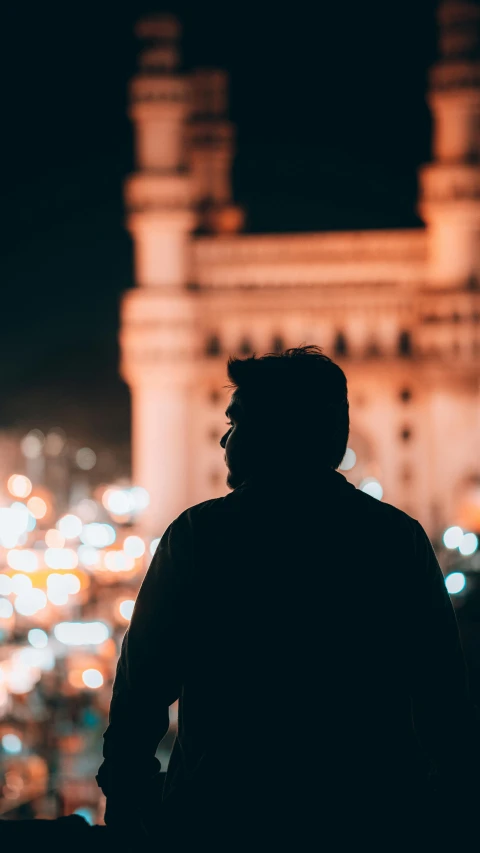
[
  {"left": 149, "top": 537, "right": 161, "bottom": 556},
  {"left": 57, "top": 514, "right": 83, "bottom": 540},
  {"left": 359, "top": 478, "right": 384, "bottom": 500},
  {"left": 459, "top": 533, "right": 478, "bottom": 557},
  {"left": 0, "top": 598, "right": 14, "bottom": 619},
  {"left": 54, "top": 621, "right": 110, "bottom": 646},
  {"left": 8, "top": 474, "right": 32, "bottom": 499},
  {"left": 28, "top": 628, "right": 48, "bottom": 649},
  {"left": 76, "top": 448, "right": 97, "bottom": 471},
  {"left": 82, "top": 669, "right": 103, "bottom": 689},
  {"left": 119, "top": 599, "right": 135, "bottom": 621},
  {"left": 445, "top": 572, "right": 466, "bottom": 595},
  {"left": 123, "top": 535, "right": 145, "bottom": 558},
  {"left": 338, "top": 448, "right": 357, "bottom": 472},
  {"left": 443, "top": 526, "right": 464, "bottom": 550},
  {"left": 21, "top": 430, "right": 44, "bottom": 460},
  {"left": 2, "top": 733, "right": 22, "bottom": 754},
  {"left": 27, "top": 496, "right": 48, "bottom": 519},
  {"left": 81, "top": 523, "right": 116, "bottom": 548}
]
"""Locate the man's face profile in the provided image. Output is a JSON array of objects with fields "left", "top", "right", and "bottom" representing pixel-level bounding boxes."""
[{"left": 220, "top": 391, "right": 248, "bottom": 489}]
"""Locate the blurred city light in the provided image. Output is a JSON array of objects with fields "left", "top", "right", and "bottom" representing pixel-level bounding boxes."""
[
  {"left": 74, "top": 807, "right": 94, "bottom": 825},
  {"left": 359, "top": 478, "right": 383, "bottom": 500},
  {"left": 45, "top": 528, "right": 66, "bottom": 548},
  {"left": 459, "top": 533, "right": 478, "bottom": 557},
  {"left": 75, "top": 447, "right": 97, "bottom": 471},
  {"left": 57, "top": 514, "right": 83, "bottom": 540},
  {"left": 150, "top": 537, "right": 161, "bottom": 556},
  {"left": 28, "top": 628, "right": 48, "bottom": 649},
  {"left": 82, "top": 669, "right": 103, "bottom": 689},
  {"left": 54, "top": 621, "right": 110, "bottom": 646},
  {"left": 104, "top": 551, "right": 135, "bottom": 572},
  {"left": 7, "top": 549, "right": 38, "bottom": 573},
  {"left": 338, "top": 447, "right": 356, "bottom": 472},
  {"left": 123, "top": 535, "right": 145, "bottom": 558},
  {"left": 11, "top": 574, "right": 33, "bottom": 595},
  {"left": 8, "top": 474, "right": 32, "bottom": 499},
  {"left": 119, "top": 599, "right": 135, "bottom": 621},
  {"left": 27, "top": 496, "right": 48, "bottom": 519},
  {"left": 0, "top": 598, "right": 14, "bottom": 619},
  {"left": 77, "top": 545, "right": 100, "bottom": 568},
  {"left": 0, "top": 575, "right": 12, "bottom": 595},
  {"left": 81, "top": 523, "right": 116, "bottom": 548},
  {"left": 445, "top": 572, "right": 467, "bottom": 595},
  {"left": 45, "top": 548, "right": 78, "bottom": 570},
  {"left": 2, "top": 733, "right": 22, "bottom": 754},
  {"left": 14, "top": 589, "right": 48, "bottom": 616},
  {"left": 21, "top": 430, "right": 44, "bottom": 460},
  {"left": 443, "top": 526, "right": 464, "bottom": 550},
  {"left": 44, "top": 430, "right": 65, "bottom": 457}
]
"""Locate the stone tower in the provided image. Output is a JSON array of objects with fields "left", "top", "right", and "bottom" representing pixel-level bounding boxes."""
[{"left": 120, "top": 16, "right": 242, "bottom": 534}]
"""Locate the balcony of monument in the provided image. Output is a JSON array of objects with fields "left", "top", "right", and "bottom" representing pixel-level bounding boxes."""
[
  {"left": 192, "top": 229, "right": 427, "bottom": 268},
  {"left": 419, "top": 163, "right": 480, "bottom": 203},
  {"left": 129, "top": 75, "right": 188, "bottom": 104},
  {"left": 124, "top": 171, "right": 193, "bottom": 213}
]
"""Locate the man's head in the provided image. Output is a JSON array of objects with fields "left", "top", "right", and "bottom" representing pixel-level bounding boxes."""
[{"left": 220, "top": 345, "right": 349, "bottom": 489}]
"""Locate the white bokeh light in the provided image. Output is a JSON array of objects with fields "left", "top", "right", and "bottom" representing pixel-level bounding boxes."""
[
  {"left": 75, "top": 448, "right": 97, "bottom": 471},
  {"left": 459, "top": 533, "right": 478, "bottom": 557},
  {"left": 443, "top": 526, "right": 464, "bottom": 550},
  {"left": 28, "top": 628, "right": 48, "bottom": 649},
  {"left": 21, "top": 431, "right": 44, "bottom": 460},
  {"left": 0, "top": 575, "right": 12, "bottom": 596},
  {"left": 7, "top": 550, "right": 38, "bottom": 573},
  {"left": 2, "top": 733, "right": 22, "bottom": 754},
  {"left": 0, "top": 598, "right": 14, "bottom": 619},
  {"left": 359, "top": 478, "right": 383, "bottom": 500},
  {"left": 7, "top": 474, "right": 32, "bottom": 499},
  {"left": 119, "top": 599, "right": 135, "bottom": 621},
  {"left": 445, "top": 572, "right": 466, "bottom": 595},
  {"left": 123, "top": 536, "right": 145, "bottom": 559},
  {"left": 149, "top": 538, "right": 161, "bottom": 557},
  {"left": 14, "top": 588, "right": 47, "bottom": 616},
  {"left": 57, "top": 514, "right": 83, "bottom": 540},
  {"left": 11, "top": 574, "right": 33, "bottom": 595},
  {"left": 102, "top": 488, "right": 133, "bottom": 517},
  {"left": 82, "top": 668, "right": 103, "bottom": 689},
  {"left": 81, "top": 523, "right": 116, "bottom": 548},
  {"left": 338, "top": 448, "right": 357, "bottom": 472},
  {"left": 54, "top": 621, "right": 110, "bottom": 646}
]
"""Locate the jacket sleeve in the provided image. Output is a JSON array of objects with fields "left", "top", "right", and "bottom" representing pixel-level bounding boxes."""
[
  {"left": 409, "top": 520, "right": 480, "bottom": 793},
  {"left": 96, "top": 511, "right": 193, "bottom": 824}
]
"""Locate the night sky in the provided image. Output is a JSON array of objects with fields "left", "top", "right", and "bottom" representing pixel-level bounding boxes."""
[{"left": 1, "top": 0, "right": 437, "bottom": 453}]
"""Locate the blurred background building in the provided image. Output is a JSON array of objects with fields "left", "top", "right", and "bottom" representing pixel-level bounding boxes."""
[
  {"left": 122, "top": 2, "right": 480, "bottom": 538},
  {"left": 2, "top": 0, "right": 480, "bottom": 826}
]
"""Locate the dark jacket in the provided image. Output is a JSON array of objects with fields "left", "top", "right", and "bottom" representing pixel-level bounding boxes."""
[{"left": 96, "top": 470, "right": 479, "bottom": 850}]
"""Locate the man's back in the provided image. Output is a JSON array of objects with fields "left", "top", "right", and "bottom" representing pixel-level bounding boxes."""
[{"left": 98, "top": 470, "right": 478, "bottom": 850}]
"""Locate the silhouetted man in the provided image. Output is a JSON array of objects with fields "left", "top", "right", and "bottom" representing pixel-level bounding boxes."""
[{"left": 96, "top": 346, "right": 479, "bottom": 851}]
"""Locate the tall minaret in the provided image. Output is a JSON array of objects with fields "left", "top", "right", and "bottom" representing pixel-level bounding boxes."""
[
  {"left": 188, "top": 69, "right": 244, "bottom": 233},
  {"left": 120, "top": 15, "right": 198, "bottom": 535},
  {"left": 419, "top": 0, "right": 480, "bottom": 286}
]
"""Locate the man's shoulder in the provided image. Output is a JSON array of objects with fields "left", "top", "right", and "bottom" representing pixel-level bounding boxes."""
[
  {"left": 171, "top": 489, "right": 242, "bottom": 530},
  {"left": 352, "top": 485, "right": 421, "bottom": 533}
]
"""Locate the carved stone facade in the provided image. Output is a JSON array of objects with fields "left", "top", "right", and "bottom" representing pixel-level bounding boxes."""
[{"left": 121, "top": 4, "right": 480, "bottom": 537}]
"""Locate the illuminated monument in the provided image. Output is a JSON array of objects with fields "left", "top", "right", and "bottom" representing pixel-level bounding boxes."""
[{"left": 121, "top": 2, "right": 480, "bottom": 537}]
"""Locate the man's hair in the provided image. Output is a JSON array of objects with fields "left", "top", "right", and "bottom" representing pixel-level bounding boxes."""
[{"left": 226, "top": 345, "right": 349, "bottom": 471}]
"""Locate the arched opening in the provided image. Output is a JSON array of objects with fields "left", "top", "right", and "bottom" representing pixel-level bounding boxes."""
[
  {"left": 205, "top": 334, "right": 222, "bottom": 357},
  {"left": 398, "top": 330, "right": 412, "bottom": 358},
  {"left": 238, "top": 337, "right": 254, "bottom": 357},
  {"left": 333, "top": 331, "right": 348, "bottom": 357},
  {"left": 271, "top": 335, "right": 285, "bottom": 354}
]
